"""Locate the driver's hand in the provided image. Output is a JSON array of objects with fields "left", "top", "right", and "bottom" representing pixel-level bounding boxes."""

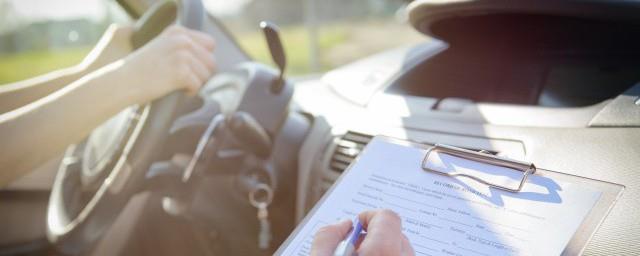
[
  {"left": 311, "top": 209, "right": 415, "bottom": 256},
  {"left": 81, "top": 24, "right": 134, "bottom": 72},
  {"left": 117, "top": 25, "right": 216, "bottom": 102}
]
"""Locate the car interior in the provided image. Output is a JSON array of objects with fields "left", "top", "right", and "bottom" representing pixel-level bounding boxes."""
[{"left": 1, "top": 0, "right": 639, "bottom": 255}]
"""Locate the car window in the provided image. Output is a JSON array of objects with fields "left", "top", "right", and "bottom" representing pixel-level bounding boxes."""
[
  {"left": 0, "top": 0, "right": 129, "bottom": 84},
  {"left": 204, "top": 0, "right": 426, "bottom": 76}
]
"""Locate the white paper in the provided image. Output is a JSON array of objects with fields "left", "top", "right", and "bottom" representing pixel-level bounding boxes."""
[{"left": 278, "top": 137, "right": 602, "bottom": 256}]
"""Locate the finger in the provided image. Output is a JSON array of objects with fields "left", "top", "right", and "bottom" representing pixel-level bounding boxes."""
[
  {"left": 183, "top": 75, "right": 200, "bottom": 97},
  {"left": 401, "top": 234, "right": 415, "bottom": 256},
  {"left": 179, "top": 64, "right": 203, "bottom": 96},
  {"left": 357, "top": 209, "right": 404, "bottom": 256},
  {"left": 185, "top": 74, "right": 201, "bottom": 96},
  {"left": 185, "top": 52, "right": 210, "bottom": 85},
  {"left": 185, "top": 39, "right": 216, "bottom": 73},
  {"left": 354, "top": 232, "right": 366, "bottom": 248},
  {"left": 185, "top": 28, "right": 216, "bottom": 51},
  {"left": 311, "top": 219, "right": 352, "bottom": 256},
  {"left": 358, "top": 209, "right": 402, "bottom": 232}
]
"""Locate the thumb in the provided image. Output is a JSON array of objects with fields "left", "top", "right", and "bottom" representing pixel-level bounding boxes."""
[{"left": 311, "top": 219, "right": 352, "bottom": 256}]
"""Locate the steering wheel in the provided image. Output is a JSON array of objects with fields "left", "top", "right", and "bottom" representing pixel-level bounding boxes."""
[{"left": 46, "top": 0, "right": 207, "bottom": 254}]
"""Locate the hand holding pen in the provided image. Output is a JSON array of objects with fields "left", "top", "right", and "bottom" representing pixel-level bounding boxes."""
[{"left": 311, "top": 209, "right": 415, "bottom": 256}]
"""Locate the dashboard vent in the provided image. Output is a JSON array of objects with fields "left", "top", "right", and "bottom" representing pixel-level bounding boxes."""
[{"left": 329, "top": 131, "right": 373, "bottom": 173}]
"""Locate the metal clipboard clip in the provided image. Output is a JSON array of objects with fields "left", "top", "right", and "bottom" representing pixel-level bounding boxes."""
[{"left": 421, "top": 144, "right": 536, "bottom": 192}]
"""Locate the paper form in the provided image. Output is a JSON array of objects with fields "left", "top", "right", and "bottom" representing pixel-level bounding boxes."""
[{"left": 278, "top": 137, "right": 602, "bottom": 256}]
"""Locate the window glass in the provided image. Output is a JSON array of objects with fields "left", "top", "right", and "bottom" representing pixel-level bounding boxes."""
[
  {"left": 0, "top": 0, "right": 129, "bottom": 84},
  {"left": 205, "top": 0, "right": 426, "bottom": 76}
]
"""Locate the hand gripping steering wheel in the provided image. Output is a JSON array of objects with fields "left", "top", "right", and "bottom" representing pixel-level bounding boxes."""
[{"left": 46, "top": 0, "right": 207, "bottom": 254}]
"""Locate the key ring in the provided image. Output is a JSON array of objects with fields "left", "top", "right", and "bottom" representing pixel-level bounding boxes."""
[{"left": 248, "top": 183, "right": 274, "bottom": 208}]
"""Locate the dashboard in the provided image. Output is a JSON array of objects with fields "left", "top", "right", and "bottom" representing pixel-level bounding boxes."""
[{"left": 290, "top": 39, "right": 640, "bottom": 254}]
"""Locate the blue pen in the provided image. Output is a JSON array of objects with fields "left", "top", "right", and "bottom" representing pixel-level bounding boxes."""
[{"left": 333, "top": 219, "right": 364, "bottom": 256}]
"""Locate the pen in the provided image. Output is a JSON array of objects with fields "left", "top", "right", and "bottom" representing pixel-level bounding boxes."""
[{"left": 333, "top": 219, "right": 364, "bottom": 256}]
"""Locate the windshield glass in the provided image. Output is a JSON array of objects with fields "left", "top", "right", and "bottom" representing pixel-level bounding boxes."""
[
  {"left": 204, "top": 0, "right": 426, "bottom": 75},
  {"left": 0, "top": 0, "right": 129, "bottom": 84}
]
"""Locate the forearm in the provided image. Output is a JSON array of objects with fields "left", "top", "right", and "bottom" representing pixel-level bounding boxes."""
[
  {"left": 0, "top": 24, "right": 133, "bottom": 114},
  {"left": 0, "top": 25, "right": 216, "bottom": 185},
  {"left": 0, "top": 64, "right": 90, "bottom": 113},
  {"left": 0, "top": 61, "right": 141, "bottom": 185}
]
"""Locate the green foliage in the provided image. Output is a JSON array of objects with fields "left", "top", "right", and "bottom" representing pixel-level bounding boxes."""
[
  {"left": 235, "top": 24, "right": 349, "bottom": 75},
  {"left": 0, "top": 21, "right": 422, "bottom": 85},
  {"left": 0, "top": 25, "right": 346, "bottom": 85},
  {"left": 234, "top": 20, "right": 424, "bottom": 75},
  {"left": 0, "top": 47, "right": 90, "bottom": 85}
]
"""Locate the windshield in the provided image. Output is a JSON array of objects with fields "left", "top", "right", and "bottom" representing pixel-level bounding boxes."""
[
  {"left": 204, "top": 0, "right": 426, "bottom": 75},
  {"left": 0, "top": 0, "right": 129, "bottom": 84}
]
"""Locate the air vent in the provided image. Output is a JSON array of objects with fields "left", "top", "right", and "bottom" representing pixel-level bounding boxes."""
[{"left": 329, "top": 131, "right": 373, "bottom": 173}]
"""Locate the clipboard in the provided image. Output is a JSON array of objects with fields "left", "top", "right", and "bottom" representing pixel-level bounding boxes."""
[{"left": 276, "top": 136, "right": 624, "bottom": 255}]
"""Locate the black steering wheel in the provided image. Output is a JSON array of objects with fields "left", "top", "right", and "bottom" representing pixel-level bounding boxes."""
[{"left": 46, "top": 0, "right": 207, "bottom": 254}]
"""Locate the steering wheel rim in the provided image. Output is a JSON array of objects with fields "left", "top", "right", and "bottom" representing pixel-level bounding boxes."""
[{"left": 46, "top": 0, "right": 206, "bottom": 254}]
